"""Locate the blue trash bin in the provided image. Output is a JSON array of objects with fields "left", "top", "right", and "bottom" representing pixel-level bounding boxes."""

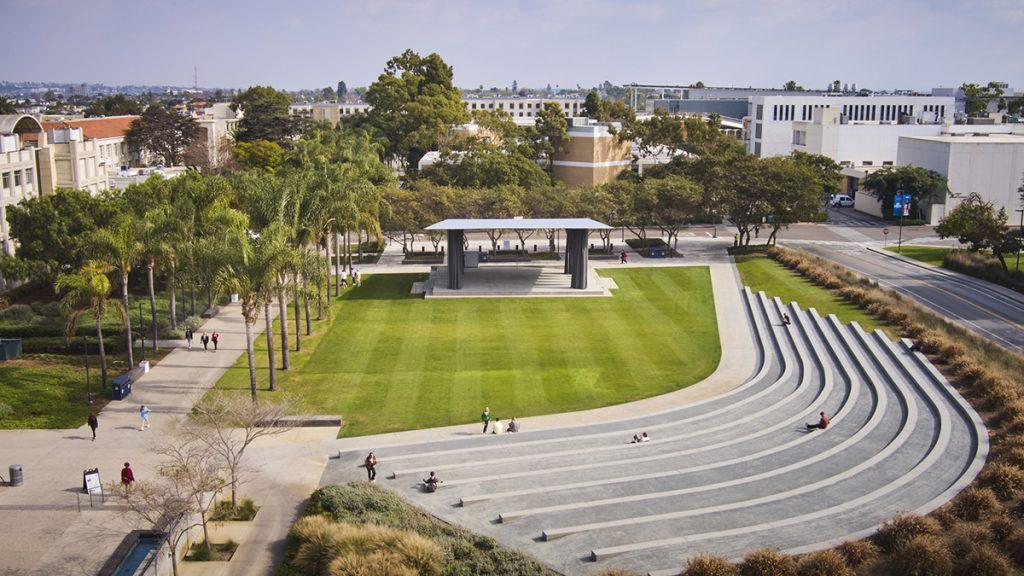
[{"left": 111, "top": 374, "right": 132, "bottom": 400}]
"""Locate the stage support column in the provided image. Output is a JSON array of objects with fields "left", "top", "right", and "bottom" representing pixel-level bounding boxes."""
[
  {"left": 447, "top": 229, "right": 464, "bottom": 289},
  {"left": 569, "top": 229, "right": 589, "bottom": 289},
  {"left": 563, "top": 229, "right": 573, "bottom": 274}
]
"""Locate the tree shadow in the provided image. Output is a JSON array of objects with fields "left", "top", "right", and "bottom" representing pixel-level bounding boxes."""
[{"left": 338, "top": 274, "right": 427, "bottom": 301}]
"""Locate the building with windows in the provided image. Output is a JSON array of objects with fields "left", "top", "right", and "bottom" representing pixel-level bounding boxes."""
[
  {"left": 308, "top": 97, "right": 587, "bottom": 128},
  {"left": 193, "top": 103, "right": 240, "bottom": 167},
  {"left": 551, "top": 118, "right": 632, "bottom": 188},
  {"left": 0, "top": 115, "right": 43, "bottom": 255},
  {"left": 791, "top": 107, "right": 945, "bottom": 168},
  {"left": 747, "top": 94, "right": 955, "bottom": 158}
]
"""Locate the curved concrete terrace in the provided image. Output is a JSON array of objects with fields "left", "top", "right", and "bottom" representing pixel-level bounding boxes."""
[{"left": 323, "top": 283, "right": 987, "bottom": 575}]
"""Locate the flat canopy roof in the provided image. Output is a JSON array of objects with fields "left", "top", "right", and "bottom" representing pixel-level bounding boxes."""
[{"left": 426, "top": 218, "right": 611, "bottom": 231}]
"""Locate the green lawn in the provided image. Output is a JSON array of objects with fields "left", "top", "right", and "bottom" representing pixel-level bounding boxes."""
[
  {"left": 734, "top": 254, "right": 889, "bottom": 332},
  {"left": 0, "top": 354, "right": 110, "bottom": 429},
  {"left": 213, "top": 267, "right": 720, "bottom": 437},
  {"left": 884, "top": 245, "right": 950, "bottom": 267}
]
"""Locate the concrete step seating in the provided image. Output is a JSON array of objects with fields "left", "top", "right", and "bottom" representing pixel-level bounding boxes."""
[{"left": 327, "top": 287, "right": 987, "bottom": 576}]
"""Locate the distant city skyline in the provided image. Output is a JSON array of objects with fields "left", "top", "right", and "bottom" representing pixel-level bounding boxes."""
[{"left": 2, "top": 0, "right": 1021, "bottom": 93}]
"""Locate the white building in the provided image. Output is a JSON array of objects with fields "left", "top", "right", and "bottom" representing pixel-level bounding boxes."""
[
  {"left": 748, "top": 94, "right": 955, "bottom": 158},
  {"left": 192, "top": 103, "right": 240, "bottom": 167},
  {"left": 309, "top": 97, "right": 587, "bottom": 128},
  {"left": 0, "top": 115, "right": 43, "bottom": 256},
  {"left": 896, "top": 129, "right": 1024, "bottom": 224},
  {"left": 792, "top": 108, "right": 947, "bottom": 168}
]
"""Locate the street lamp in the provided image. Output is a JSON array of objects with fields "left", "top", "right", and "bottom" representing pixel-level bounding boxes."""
[
  {"left": 1016, "top": 208, "right": 1023, "bottom": 272},
  {"left": 137, "top": 301, "right": 145, "bottom": 361},
  {"left": 83, "top": 335, "right": 92, "bottom": 405}
]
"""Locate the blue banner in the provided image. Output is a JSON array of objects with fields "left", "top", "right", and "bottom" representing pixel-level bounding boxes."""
[{"left": 893, "top": 193, "right": 912, "bottom": 217}]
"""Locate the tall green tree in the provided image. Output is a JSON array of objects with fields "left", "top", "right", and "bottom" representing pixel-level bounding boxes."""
[
  {"left": 126, "top": 105, "right": 200, "bottom": 166},
  {"left": 91, "top": 214, "right": 141, "bottom": 367},
  {"left": 231, "top": 86, "right": 297, "bottom": 144},
  {"left": 649, "top": 175, "right": 702, "bottom": 250},
  {"left": 532, "top": 102, "right": 571, "bottom": 174},
  {"left": 759, "top": 156, "right": 823, "bottom": 244},
  {"left": 56, "top": 260, "right": 123, "bottom": 388},
  {"left": 960, "top": 82, "right": 1006, "bottom": 116},
  {"left": 862, "top": 165, "right": 948, "bottom": 220},
  {"left": 584, "top": 90, "right": 603, "bottom": 118},
  {"left": 364, "top": 49, "right": 470, "bottom": 170},
  {"left": 936, "top": 193, "right": 1022, "bottom": 271}
]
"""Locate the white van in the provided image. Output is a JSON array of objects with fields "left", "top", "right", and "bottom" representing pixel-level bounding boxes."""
[{"left": 831, "top": 194, "right": 854, "bottom": 208}]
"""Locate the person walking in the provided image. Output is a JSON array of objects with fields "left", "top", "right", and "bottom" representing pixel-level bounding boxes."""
[
  {"left": 620, "top": 250, "right": 628, "bottom": 264},
  {"left": 481, "top": 407, "right": 491, "bottom": 434},
  {"left": 139, "top": 405, "right": 151, "bottom": 430},
  {"left": 354, "top": 269, "right": 362, "bottom": 286},
  {"left": 754, "top": 225, "right": 760, "bottom": 239},
  {"left": 121, "top": 462, "right": 135, "bottom": 487},
  {"left": 365, "top": 452, "right": 378, "bottom": 482},
  {"left": 201, "top": 332, "right": 210, "bottom": 351},
  {"left": 185, "top": 328, "right": 193, "bottom": 350},
  {"left": 211, "top": 332, "right": 219, "bottom": 351},
  {"left": 87, "top": 412, "right": 98, "bottom": 441}
]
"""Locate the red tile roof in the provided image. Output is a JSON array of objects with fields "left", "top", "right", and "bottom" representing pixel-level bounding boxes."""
[{"left": 40, "top": 115, "right": 139, "bottom": 140}]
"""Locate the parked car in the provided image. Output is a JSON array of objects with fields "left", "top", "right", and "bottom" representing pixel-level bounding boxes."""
[{"left": 831, "top": 194, "right": 855, "bottom": 207}]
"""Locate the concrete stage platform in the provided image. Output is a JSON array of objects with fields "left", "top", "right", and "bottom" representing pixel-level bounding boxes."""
[{"left": 418, "top": 264, "right": 616, "bottom": 298}]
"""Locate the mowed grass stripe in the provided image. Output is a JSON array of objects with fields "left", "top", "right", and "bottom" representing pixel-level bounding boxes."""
[{"left": 211, "top": 267, "right": 719, "bottom": 437}]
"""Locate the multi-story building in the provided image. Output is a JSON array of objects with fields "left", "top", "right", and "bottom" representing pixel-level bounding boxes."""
[
  {"left": 193, "top": 103, "right": 240, "bottom": 167},
  {"left": 0, "top": 115, "right": 43, "bottom": 255},
  {"left": 791, "top": 107, "right": 947, "bottom": 168},
  {"left": 551, "top": 118, "right": 632, "bottom": 188},
  {"left": 747, "top": 94, "right": 955, "bottom": 157},
  {"left": 35, "top": 126, "right": 109, "bottom": 195},
  {"left": 308, "top": 97, "right": 587, "bottom": 128},
  {"left": 38, "top": 116, "right": 137, "bottom": 171}
]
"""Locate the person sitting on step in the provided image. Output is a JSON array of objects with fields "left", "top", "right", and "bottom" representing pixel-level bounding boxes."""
[
  {"left": 423, "top": 471, "right": 442, "bottom": 493},
  {"left": 640, "top": 432, "right": 650, "bottom": 442},
  {"left": 782, "top": 313, "right": 792, "bottom": 325},
  {"left": 806, "top": 412, "right": 830, "bottom": 430},
  {"left": 506, "top": 417, "right": 519, "bottom": 433}
]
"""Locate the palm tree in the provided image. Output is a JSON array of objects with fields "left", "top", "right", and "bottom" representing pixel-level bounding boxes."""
[
  {"left": 91, "top": 214, "right": 140, "bottom": 368},
  {"left": 56, "top": 260, "right": 124, "bottom": 389},
  {"left": 213, "top": 224, "right": 289, "bottom": 402}
]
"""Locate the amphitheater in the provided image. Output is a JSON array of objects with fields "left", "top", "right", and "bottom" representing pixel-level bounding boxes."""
[{"left": 324, "top": 282, "right": 988, "bottom": 575}]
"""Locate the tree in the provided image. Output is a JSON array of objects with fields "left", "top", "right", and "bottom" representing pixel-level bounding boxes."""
[
  {"left": 5, "top": 188, "right": 117, "bottom": 283},
  {"left": 649, "top": 175, "right": 702, "bottom": 251},
  {"left": 607, "top": 180, "right": 658, "bottom": 245},
  {"left": 693, "top": 81, "right": 706, "bottom": 88},
  {"left": 831, "top": 80, "right": 842, "bottom": 92},
  {"left": 184, "top": 394, "right": 295, "bottom": 507},
  {"left": 155, "top": 440, "right": 228, "bottom": 546},
  {"left": 0, "top": 96, "right": 17, "bottom": 114},
  {"left": 862, "top": 165, "right": 948, "bottom": 220},
  {"left": 532, "top": 102, "right": 570, "bottom": 173},
  {"left": 91, "top": 215, "right": 140, "bottom": 368},
  {"left": 125, "top": 105, "right": 199, "bottom": 166},
  {"left": 961, "top": 82, "right": 1006, "bottom": 116},
  {"left": 337, "top": 81, "right": 348, "bottom": 99},
  {"left": 936, "top": 193, "right": 1022, "bottom": 271},
  {"left": 234, "top": 139, "right": 284, "bottom": 171},
  {"left": 213, "top": 223, "right": 289, "bottom": 402},
  {"left": 364, "top": 49, "right": 470, "bottom": 170},
  {"left": 84, "top": 94, "right": 141, "bottom": 117},
  {"left": 231, "top": 86, "right": 297, "bottom": 144},
  {"left": 791, "top": 151, "right": 842, "bottom": 203},
  {"left": 467, "top": 186, "right": 526, "bottom": 252},
  {"left": 584, "top": 89, "right": 603, "bottom": 118},
  {"left": 783, "top": 80, "right": 803, "bottom": 91},
  {"left": 320, "top": 86, "right": 335, "bottom": 101},
  {"left": 55, "top": 261, "right": 123, "bottom": 389},
  {"left": 759, "top": 156, "right": 823, "bottom": 244}
]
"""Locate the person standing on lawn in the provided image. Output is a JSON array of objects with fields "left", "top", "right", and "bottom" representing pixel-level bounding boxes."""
[
  {"left": 481, "top": 407, "right": 491, "bottom": 433},
  {"left": 87, "top": 412, "right": 98, "bottom": 441}
]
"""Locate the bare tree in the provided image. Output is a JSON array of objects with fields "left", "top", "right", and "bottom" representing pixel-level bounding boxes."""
[
  {"left": 156, "top": 441, "right": 228, "bottom": 545},
  {"left": 184, "top": 394, "right": 295, "bottom": 507}
]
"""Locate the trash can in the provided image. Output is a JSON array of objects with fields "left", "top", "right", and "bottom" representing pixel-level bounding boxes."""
[
  {"left": 649, "top": 246, "right": 667, "bottom": 258},
  {"left": 0, "top": 338, "right": 22, "bottom": 361},
  {"left": 9, "top": 464, "right": 23, "bottom": 486},
  {"left": 112, "top": 374, "right": 132, "bottom": 400}
]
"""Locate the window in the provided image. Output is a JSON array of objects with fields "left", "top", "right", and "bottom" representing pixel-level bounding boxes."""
[
  {"left": 1, "top": 172, "right": 9, "bottom": 190},
  {"left": 14, "top": 171, "right": 22, "bottom": 186},
  {"left": 883, "top": 161, "right": 893, "bottom": 166},
  {"left": 755, "top": 123, "right": 763, "bottom": 139},
  {"left": 862, "top": 161, "right": 873, "bottom": 166},
  {"left": 754, "top": 142, "right": 761, "bottom": 155},
  {"left": 25, "top": 168, "right": 33, "bottom": 186},
  {"left": 756, "top": 104, "right": 763, "bottom": 120}
]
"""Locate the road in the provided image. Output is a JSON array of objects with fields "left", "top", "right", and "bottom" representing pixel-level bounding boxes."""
[{"left": 797, "top": 243, "right": 1024, "bottom": 353}]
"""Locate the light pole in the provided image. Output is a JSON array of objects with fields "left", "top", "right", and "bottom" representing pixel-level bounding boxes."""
[
  {"left": 83, "top": 336, "right": 92, "bottom": 405},
  {"left": 137, "top": 301, "right": 145, "bottom": 361},
  {"left": 1016, "top": 208, "right": 1023, "bottom": 272}
]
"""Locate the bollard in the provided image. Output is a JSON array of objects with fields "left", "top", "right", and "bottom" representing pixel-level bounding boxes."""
[{"left": 9, "top": 464, "right": 23, "bottom": 486}]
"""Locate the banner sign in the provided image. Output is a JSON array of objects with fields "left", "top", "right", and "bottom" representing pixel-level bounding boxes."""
[{"left": 893, "top": 193, "right": 912, "bottom": 217}]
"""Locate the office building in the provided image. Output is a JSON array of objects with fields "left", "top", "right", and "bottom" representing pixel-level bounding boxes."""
[
  {"left": 747, "top": 94, "right": 955, "bottom": 157},
  {"left": 192, "top": 103, "right": 240, "bottom": 167},
  {"left": 308, "top": 96, "right": 587, "bottom": 128},
  {"left": 0, "top": 115, "right": 43, "bottom": 255}
]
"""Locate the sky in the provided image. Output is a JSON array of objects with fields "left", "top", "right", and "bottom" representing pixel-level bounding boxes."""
[{"left": 2, "top": 0, "right": 1022, "bottom": 92}]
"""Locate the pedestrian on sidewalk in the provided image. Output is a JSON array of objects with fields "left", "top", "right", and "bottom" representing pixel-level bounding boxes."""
[
  {"left": 754, "top": 225, "right": 760, "bottom": 239},
  {"left": 365, "top": 452, "right": 378, "bottom": 482},
  {"left": 211, "top": 332, "right": 219, "bottom": 351},
  {"left": 201, "top": 332, "right": 209, "bottom": 351},
  {"left": 87, "top": 411, "right": 98, "bottom": 441},
  {"left": 620, "top": 251, "right": 628, "bottom": 264},
  {"left": 139, "top": 405, "right": 151, "bottom": 430},
  {"left": 185, "top": 328, "right": 194, "bottom": 350},
  {"left": 121, "top": 462, "right": 135, "bottom": 487},
  {"left": 481, "top": 407, "right": 491, "bottom": 433}
]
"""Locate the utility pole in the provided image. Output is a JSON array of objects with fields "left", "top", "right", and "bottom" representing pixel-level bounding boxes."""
[
  {"left": 83, "top": 336, "right": 92, "bottom": 405},
  {"left": 1016, "top": 208, "right": 1023, "bottom": 272},
  {"left": 138, "top": 302, "right": 146, "bottom": 361}
]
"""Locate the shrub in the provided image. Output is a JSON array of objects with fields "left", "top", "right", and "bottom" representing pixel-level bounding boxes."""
[
  {"left": 30, "top": 301, "right": 61, "bottom": 317},
  {"left": 1002, "top": 529, "right": 1024, "bottom": 564},
  {"left": 891, "top": 535, "right": 952, "bottom": 576},
  {"left": 951, "top": 487, "right": 1001, "bottom": 521},
  {"left": 948, "top": 523, "right": 992, "bottom": 557},
  {"left": 738, "top": 548, "right": 796, "bottom": 576},
  {"left": 982, "top": 463, "right": 1024, "bottom": 500},
  {"left": 683, "top": 554, "right": 739, "bottom": 576},
  {"left": 834, "top": 540, "right": 878, "bottom": 568},
  {"left": 873, "top": 513, "right": 941, "bottom": 553},
  {"left": 473, "top": 536, "right": 496, "bottom": 551},
  {"left": 989, "top": 516, "right": 1016, "bottom": 542},
  {"left": 0, "top": 304, "right": 34, "bottom": 323},
  {"left": 328, "top": 550, "right": 416, "bottom": 576},
  {"left": 593, "top": 570, "right": 641, "bottom": 576},
  {"left": 0, "top": 402, "right": 13, "bottom": 421},
  {"left": 955, "top": 544, "right": 1014, "bottom": 576},
  {"left": 795, "top": 550, "right": 852, "bottom": 576}
]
